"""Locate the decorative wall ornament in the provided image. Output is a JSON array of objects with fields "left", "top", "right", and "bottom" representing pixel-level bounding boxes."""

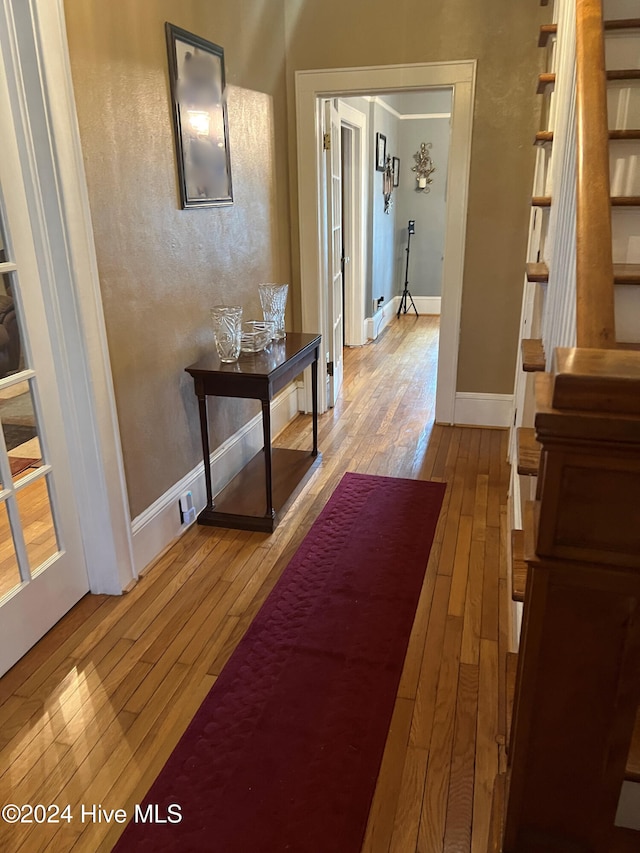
[
  {"left": 411, "top": 142, "right": 435, "bottom": 192},
  {"left": 375, "top": 133, "right": 387, "bottom": 171},
  {"left": 383, "top": 154, "right": 394, "bottom": 214},
  {"left": 392, "top": 157, "right": 400, "bottom": 188}
]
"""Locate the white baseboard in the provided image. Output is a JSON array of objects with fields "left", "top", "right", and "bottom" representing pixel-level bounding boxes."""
[
  {"left": 130, "top": 383, "right": 300, "bottom": 575},
  {"left": 393, "top": 294, "right": 441, "bottom": 316},
  {"left": 365, "top": 295, "right": 441, "bottom": 340},
  {"left": 365, "top": 298, "right": 398, "bottom": 340},
  {"left": 413, "top": 295, "right": 441, "bottom": 314},
  {"left": 453, "top": 392, "right": 514, "bottom": 428}
]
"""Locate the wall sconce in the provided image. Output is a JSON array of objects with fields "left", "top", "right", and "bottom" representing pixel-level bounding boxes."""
[{"left": 411, "top": 142, "right": 435, "bottom": 192}]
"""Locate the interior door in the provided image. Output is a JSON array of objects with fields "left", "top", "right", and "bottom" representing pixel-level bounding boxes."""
[
  {"left": 0, "top": 50, "right": 89, "bottom": 676},
  {"left": 324, "top": 99, "right": 344, "bottom": 407}
]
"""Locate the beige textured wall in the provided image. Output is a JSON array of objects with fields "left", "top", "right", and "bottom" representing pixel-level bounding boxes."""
[
  {"left": 64, "top": 0, "right": 289, "bottom": 517},
  {"left": 65, "top": 0, "right": 543, "bottom": 516},
  {"left": 285, "top": 0, "right": 546, "bottom": 394}
]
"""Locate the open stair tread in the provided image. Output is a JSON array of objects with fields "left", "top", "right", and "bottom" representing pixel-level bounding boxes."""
[
  {"left": 538, "top": 70, "right": 640, "bottom": 94},
  {"left": 535, "top": 130, "right": 554, "bottom": 144},
  {"left": 538, "top": 24, "right": 557, "bottom": 46},
  {"left": 537, "top": 73, "right": 555, "bottom": 94},
  {"left": 536, "top": 129, "right": 640, "bottom": 144},
  {"left": 608, "top": 70, "right": 640, "bottom": 83},
  {"left": 521, "top": 338, "right": 546, "bottom": 372},
  {"left": 539, "top": 20, "right": 640, "bottom": 47},
  {"left": 533, "top": 197, "right": 640, "bottom": 208},
  {"left": 612, "top": 197, "right": 640, "bottom": 207},
  {"left": 517, "top": 427, "right": 541, "bottom": 477},
  {"left": 613, "top": 264, "right": 640, "bottom": 284},
  {"left": 603, "top": 19, "right": 640, "bottom": 31},
  {"left": 528, "top": 262, "right": 640, "bottom": 284},
  {"left": 526, "top": 262, "right": 550, "bottom": 282},
  {"left": 610, "top": 130, "right": 640, "bottom": 141}
]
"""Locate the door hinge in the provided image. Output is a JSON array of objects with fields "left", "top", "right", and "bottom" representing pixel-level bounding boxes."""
[
  {"left": 327, "top": 360, "right": 334, "bottom": 377},
  {"left": 323, "top": 132, "right": 331, "bottom": 151}
]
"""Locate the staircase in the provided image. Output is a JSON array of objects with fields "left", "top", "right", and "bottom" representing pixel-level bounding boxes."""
[{"left": 496, "top": 0, "right": 640, "bottom": 850}]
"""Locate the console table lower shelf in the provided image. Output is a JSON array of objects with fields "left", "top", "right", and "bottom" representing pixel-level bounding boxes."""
[{"left": 198, "top": 447, "right": 322, "bottom": 533}]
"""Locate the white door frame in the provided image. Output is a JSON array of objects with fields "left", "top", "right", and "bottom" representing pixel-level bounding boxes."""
[
  {"left": 322, "top": 99, "right": 345, "bottom": 407},
  {"left": 295, "top": 61, "right": 476, "bottom": 422},
  {"left": 1, "top": 0, "right": 135, "bottom": 593},
  {"left": 338, "top": 101, "right": 368, "bottom": 347}
]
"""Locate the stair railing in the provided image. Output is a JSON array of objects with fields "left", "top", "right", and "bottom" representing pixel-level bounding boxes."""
[
  {"left": 575, "top": 0, "right": 615, "bottom": 347},
  {"left": 540, "top": 0, "right": 576, "bottom": 356},
  {"left": 499, "top": 1, "right": 640, "bottom": 851}
]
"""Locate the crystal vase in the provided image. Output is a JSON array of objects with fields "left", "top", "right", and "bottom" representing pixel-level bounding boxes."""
[
  {"left": 210, "top": 305, "right": 243, "bottom": 362},
  {"left": 258, "top": 283, "right": 288, "bottom": 341}
]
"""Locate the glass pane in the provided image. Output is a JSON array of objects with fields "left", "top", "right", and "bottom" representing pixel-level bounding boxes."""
[
  {"left": 10, "top": 454, "right": 42, "bottom": 485},
  {"left": 0, "top": 500, "right": 23, "bottom": 600},
  {"left": 0, "top": 379, "right": 41, "bottom": 473},
  {"left": 0, "top": 270, "right": 24, "bottom": 378},
  {"left": 15, "top": 475, "right": 58, "bottom": 573},
  {"left": 0, "top": 457, "right": 42, "bottom": 491}
]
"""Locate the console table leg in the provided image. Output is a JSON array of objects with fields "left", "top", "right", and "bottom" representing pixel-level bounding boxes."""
[
  {"left": 198, "top": 394, "right": 213, "bottom": 508},
  {"left": 311, "top": 355, "right": 318, "bottom": 457},
  {"left": 261, "top": 400, "right": 275, "bottom": 519}
]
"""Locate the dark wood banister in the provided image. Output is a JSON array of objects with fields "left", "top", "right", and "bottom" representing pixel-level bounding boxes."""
[
  {"left": 576, "top": 0, "right": 616, "bottom": 347},
  {"left": 494, "top": 5, "right": 640, "bottom": 851}
]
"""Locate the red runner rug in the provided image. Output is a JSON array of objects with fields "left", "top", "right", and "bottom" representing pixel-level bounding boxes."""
[{"left": 115, "top": 472, "right": 445, "bottom": 853}]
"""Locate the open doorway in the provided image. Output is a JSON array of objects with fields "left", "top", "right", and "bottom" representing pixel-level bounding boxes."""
[
  {"left": 339, "top": 89, "right": 453, "bottom": 340},
  {"left": 337, "top": 102, "right": 368, "bottom": 351},
  {"left": 325, "top": 90, "right": 453, "bottom": 409},
  {"left": 295, "top": 61, "right": 476, "bottom": 422}
]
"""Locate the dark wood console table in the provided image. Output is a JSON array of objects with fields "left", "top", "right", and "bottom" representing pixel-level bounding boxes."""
[{"left": 185, "top": 332, "right": 321, "bottom": 533}]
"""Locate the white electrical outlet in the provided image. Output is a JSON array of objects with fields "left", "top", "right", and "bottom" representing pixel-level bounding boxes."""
[{"left": 179, "top": 491, "right": 196, "bottom": 525}]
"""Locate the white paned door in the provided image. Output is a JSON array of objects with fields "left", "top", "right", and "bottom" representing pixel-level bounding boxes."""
[
  {"left": 324, "top": 100, "right": 344, "bottom": 407},
  {"left": 0, "top": 47, "right": 89, "bottom": 676}
]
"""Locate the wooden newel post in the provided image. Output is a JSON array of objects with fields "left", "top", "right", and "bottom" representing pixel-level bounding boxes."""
[{"left": 503, "top": 348, "right": 640, "bottom": 853}]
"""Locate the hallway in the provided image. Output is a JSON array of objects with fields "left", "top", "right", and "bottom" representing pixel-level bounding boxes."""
[{"left": 0, "top": 316, "right": 509, "bottom": 852}]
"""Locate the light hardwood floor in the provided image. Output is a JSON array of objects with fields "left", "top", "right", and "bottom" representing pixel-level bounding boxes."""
[{"left": 0, "top": 316, "right": 510, "bottom": 852}]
